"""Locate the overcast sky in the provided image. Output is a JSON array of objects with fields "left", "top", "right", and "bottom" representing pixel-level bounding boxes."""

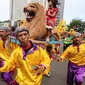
[
  {"left": 0, "top": 0, "right": 85, "bottom": 24},
  {"left": 64, "top": 0, "right": 85, "bottom": 24}
]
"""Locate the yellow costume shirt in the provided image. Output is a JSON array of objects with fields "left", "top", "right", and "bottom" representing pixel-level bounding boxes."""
[
  {"left": 60, "top": 44, "right": 85, "bottom": 66},
  {"left": 0, "top": 45, "right": 50, "bottom": 85},
  {"left": 0, "top": 39, "right": 18, "bottom": 59}
]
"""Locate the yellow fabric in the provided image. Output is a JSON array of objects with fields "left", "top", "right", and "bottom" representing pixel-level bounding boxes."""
[
  {"left": 0, "top": 39, "right": 18, "bottom": 59},
  {"left": 0, "top": 40, "right": 4, "bottom": 50},
  {"left": 68, "top": 28, "right": 75, "bottom": 35},
  {"left": 53, "top": 19, "right": 67, "bottom": 34},
  {"left": 43, "top": 49, "right": 51, "bottom": 75},
  {"left": 60, "top": 44, "right": 85, "bottom": 66},
  {"left": 0, "top": 39, "right": 18, "bottom": 72},
  {"left": 0, "top": 46, "right": 50, "bottom": 85},
  {"left": 82, "top": 40, "right": 85, "bottom": 43},
  {"left": 20, "top": 20, "right": 27, "bottom": 27}
]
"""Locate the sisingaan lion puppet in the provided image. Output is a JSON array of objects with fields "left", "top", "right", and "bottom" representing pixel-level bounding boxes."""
[{"left": 23, "top": 2, "right": 46, "bottom": 39}]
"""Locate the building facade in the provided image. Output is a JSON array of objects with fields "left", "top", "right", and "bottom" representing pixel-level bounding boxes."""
[
  {"left": 28, "top": 0, "right": 48, "bottom": 10},
  {"left": 56, "top": 0, "right": 65, "bottom": 24},
  {"left": 10, "top": 0, "right": 65, "bottom": 25},
  {"left": 10, "top": 0, "right": 28, "bottom": 25}
]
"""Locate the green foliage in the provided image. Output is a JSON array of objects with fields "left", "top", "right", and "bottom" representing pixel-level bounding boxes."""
[{"left": 68, "top": 18, "right": 85, "bottom": 33}]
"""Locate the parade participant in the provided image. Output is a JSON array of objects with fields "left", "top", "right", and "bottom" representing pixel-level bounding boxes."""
[
  {"left": 46, "top": 0, "right": 58, "bottom": 41},
  {"left": 81, "top": 33, "right": 85, "bottom": 77},
  {"left": 63, "top": 34, "right": 73, "bottom": 50},
  {"left": 0, "top": 27, "right": 50, "bottom": 85},
  {"left": 9, "top": 26, "right": 20, "bottom": 45},
  {"left": 0, "top": 26, "right": 18, "bottom": 85},
  {"left": 44, "top": 32, "right": 61, "bottom": 77},
  {"left": 48, "top": 31, "right": 61, "bottom": 56},
  {"left": 9, "top": 26, "right": 16, "bottom": 37},
  {"left": 57, "top": 32, "right": 85, "bottom": 85}
]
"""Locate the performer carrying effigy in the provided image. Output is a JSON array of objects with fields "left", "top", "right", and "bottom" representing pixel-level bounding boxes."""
[
  {"left": 57, "top": 32, "right": 85, "bottom": 85},
  {"left": 0, "top": 27, "right": 50, "bottom": 85},
  {"left": 0, "top": 26, "right": 18, "bottom": 85}
]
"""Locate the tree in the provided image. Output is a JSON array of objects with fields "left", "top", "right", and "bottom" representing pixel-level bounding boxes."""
[
  {"left": 68, "top": 18, "right": 84, "bottom": 33},
  {"left": 0, "top": 21, "right": 2, "bottom": 23}
]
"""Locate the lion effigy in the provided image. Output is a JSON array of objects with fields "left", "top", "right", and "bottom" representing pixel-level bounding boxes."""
[
  {"left": 23, "top": 2, "right": 46, "bottom": 39},
  {"left": 21, "top": 2, "right": 61, "bottom": 42}
]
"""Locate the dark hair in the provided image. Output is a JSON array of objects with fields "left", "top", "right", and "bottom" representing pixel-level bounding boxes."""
[
  {"left": 15, "top": 27, "right": 29, "bottom": 36},
  {"left": 48, "top": 0, "right": 59, "bottom": 8},
  {"left": 0, "top": 26, "right": 9, "bottom": 32},
  {"left": 11, "top": 26, "right": 16, "bottom": 32},
  {"left": 46, "top": 45, "right": 52, "bottom": 54}
]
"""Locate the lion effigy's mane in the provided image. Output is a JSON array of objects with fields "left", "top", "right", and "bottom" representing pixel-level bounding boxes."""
[{"left": 24, "top": 2, "right": 46, "bottom": 39}]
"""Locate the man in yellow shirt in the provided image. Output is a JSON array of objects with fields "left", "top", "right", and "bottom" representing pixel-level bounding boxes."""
[
  {"left": 57, "top": 32, "right": 85, "bottom": 85},
  {"left": 0, "top": 26, "right": 18, "bottom": 85},
  {"left": 0, "top": 27, "right": 50, "bottom": 85}
]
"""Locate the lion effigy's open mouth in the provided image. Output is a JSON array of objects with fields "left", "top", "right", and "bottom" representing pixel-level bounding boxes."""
[{"left": 24, "top": 8, "right": 35, "bottom": 22}]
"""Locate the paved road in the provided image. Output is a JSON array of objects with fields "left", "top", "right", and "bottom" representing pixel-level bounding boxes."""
[{"left": 41, "top": 60, "right": 85, "bottom": 85}]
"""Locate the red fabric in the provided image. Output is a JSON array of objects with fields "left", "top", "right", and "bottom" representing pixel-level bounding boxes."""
[
  {"left": 56, "top": 50, "right": 60, "bottom": 54},
  {"left": 46, "top": 8, "right": 58, "bottom": 27},
  {"left": 50, "top": 55, "right": 56, "bottom": 60},
  {"left": 12, "top": 68, "right": 16, "bottom": 76},
  {"left": 21, "top": 43, "right": 32, "bottom": 50},
  {"left": 56, "top": 44, "right": 61, "bottom": 47}
]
